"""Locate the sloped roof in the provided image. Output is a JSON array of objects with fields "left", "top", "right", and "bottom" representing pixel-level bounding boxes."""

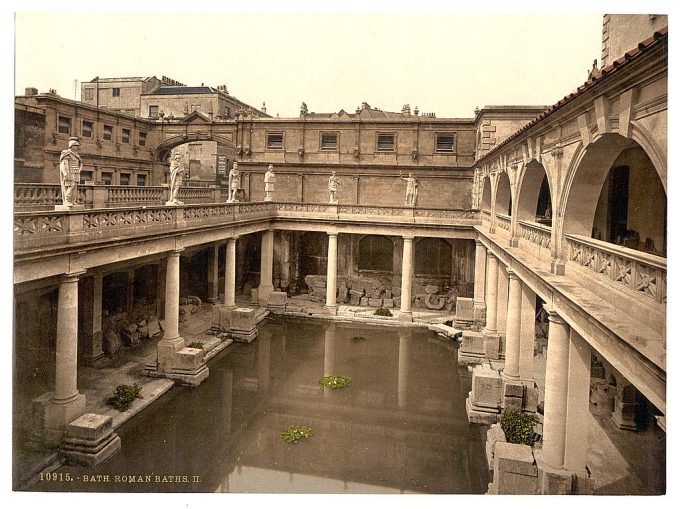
[{"left": 478, "top": 26, "right": 668, "bottom": 164}]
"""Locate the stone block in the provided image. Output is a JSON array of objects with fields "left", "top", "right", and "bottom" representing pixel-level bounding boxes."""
[
  {"left": 65, "top": 413, "right": 113, "bottom": 442},
  {"left": 268, "top": 291, "right": 287, "bottom": 306},
  {"left": 138, "top": 325, "right": 149, "bottom": 339},
  {"left": 230, "top": 307, "right": 259, "bottom": 343},
  {"left": 485, "top": 424, "right": 506, "bottom": 471},
  {"left": 250, "top": 288, "right": 259, "bottom": 307},
  {"left": 455, "top": 297, "right": 474, "bottom": 321},
  {"left": 495, "top": 442, "right": 538, "bottom": 477},
  {"left": 211, "top": 305, "right": 232, "bottom": 332},
  {"left": 338, "top": 285, "right": 349, "bottom": 303},
  {"left": 504, "top": 381, "right": 525, "bottom": 398},
  {"left": 360, "top": 297, "right": 369, "bottom": 306},
  {"left": 503, "top": 395, "right": 524, "bottom": 412},
  {"left": 392, "top": 287, "right": 401, "bottom": 298},
  {"left": 466, "top": 394, "right": 501, "bottom": 425},
  {"left": 484, "top": 333, "right": 502, "bottom": 360},
  {"left": 61, "top": 413, "right": 121, "bottom": 468},
  {"left": 382, "top": 298, "right": 394, "bottom": 308},
  {"left": 175, "top": 347, "right": 206, "bottom": 370},
  {"left": 349, "top": 290, "right": 363, "bottom": 305},
  {"left": 524, "top": 384, "right": 539, "bottom": 413},
  {"left": 394, "top": 297, "right": 401, "bottom": 308},
  {"left": 103, "top": 330, "right": 122, "bottom": 355},
  {"left": 384, "top": 289, "right": 392, "bottom": 299},
  {"left": 424, "top": 285, "right": 438, "bottom": 294},
  {"left": 368, "top": 298, "right": 383, "bottom": 307},
  {"left": 470, "top": 365, "right": 502, "bottom": 409}
]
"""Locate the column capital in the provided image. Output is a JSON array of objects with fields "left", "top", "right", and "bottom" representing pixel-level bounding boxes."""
[
  {"left": 402, "top": 235, "right": 414, "bottom": 242},
  {"left": 328, "top": 232, "right": 338, "bottom": 239},
  {"left": 487, "top": 251, "right": 498, "bottom": 261},
  {"left": 507, "top": 269, "right": 520, "bottom": 280},
  {"left": 227, "top": 236, "right": 239, "bottom": 243},
  {"left": 60, "top": 270, "right": 86, "bottom": 283},
  {"left": 544, "top": 305, "right": 567, "bottom": 325},
  {"left": 168, "top": 248, "right": 184, "bottom": 257},
  {"left": 475, "top": 239, "right": 486, "bottom": 248}
]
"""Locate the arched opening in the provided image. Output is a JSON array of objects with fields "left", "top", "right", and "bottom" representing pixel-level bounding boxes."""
[
  {"left": 564, "top": 135, "right": 666, "bottom": 256},
  {"left": 495, "top": 172, "right": 512, "bottom": 216},
  {"left": 103, "top": 272, "right": 129, "bottom": 317},
  {"left": 415, "top": 238, "right": 452, "bottom": 276},
  {"left": 358, "top": 235, "right": 394, "bottom": 272},
  {"left": 298, "top": 232, "right": 328, "bottom": 291},
  {"left": 517, "top": 160, "right": 552, "bottom": 225},
  {"left": 168, "top": 140, "right": 238, "bottom": 190},
  {"left": 481, "top": 176, "right": 492, "bottom": 211}
]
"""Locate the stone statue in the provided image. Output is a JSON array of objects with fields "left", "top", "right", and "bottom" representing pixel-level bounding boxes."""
[
  {"left": 166, "top": 152, "right": 185, "bottom": 205},
  {"left": 328, "top": 171, "right": 340, "bottom": 204},
  {"left": 264, "top": 164, "right": 276, "bottom": 201},
  {"left": 58, "top": 137, "right": 82, "bottom": 208},
  {"left": 228, "top": 162, "right": 241, "bottom": 202},
  {"left": 401, "top": 172, "right": 418, "bottom": 206}
]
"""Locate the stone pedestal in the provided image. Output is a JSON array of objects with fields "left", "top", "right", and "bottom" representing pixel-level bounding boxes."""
[
  {"left": 612, "top": 391, "right": 639, "bottom": 430},
  {"left": 534, "top": 450, "right": 593, "bottom": 495},
  {"left": 466, "top": 365, "right": 502, "bottom": 424},
  {"left": 35, "top": 392, "right": 87, "bottom": 446},
  {"left": 230, "top": 307, "right": 259, "bottom": 342},
  {"left": 60, "top": 413, "right": 121, "bottom": 467},
  {"left": 457, "top": 330, "right": 486, "bottom": 365},
  {"left": 55, "top": 204, "right": 85, "bottom": 211},
  {"left": 268, "top": 291, "right": 287, "bottom": 314},
  {"left": 453, "top": 297, "right": 474, "bottom": 329},
  {"left": 487, "top": 442, "right": 539, "bottom": 495},
  {"left": 211, "top": 304, "right": 232, "bottom": 333}
]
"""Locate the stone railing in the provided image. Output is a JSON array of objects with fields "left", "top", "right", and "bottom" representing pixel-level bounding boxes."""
[
  {"left": 496, "top": 213, "right": 511, "bottom": 232},
  {"left": 482, "top": 209, "right": 491, "bottom": 223},
  {"left": 14, "top": 183, "right": 88, "bottom": 210},
  {"left": 519, "top": 220, "right": 551, "bottom": 250},
  {"left": 107, "top": 186, "right": 165, "bottom": 205},
  {"left": 179, "top": 187, "right": 217, "bottom": 203},
  {"left": 565, "top": 234, "right": 666, "bottom": 304}
]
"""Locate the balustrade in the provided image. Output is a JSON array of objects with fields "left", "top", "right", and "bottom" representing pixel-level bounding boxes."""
[
  {"left": 519, "top": 219, "right": 551, "bottom": 249},
  {"left": 481, "top": 209, "right": 491, "bottom": 223},
  {"left": 495, "top": 213, "right": 511, "bottom": 232}
]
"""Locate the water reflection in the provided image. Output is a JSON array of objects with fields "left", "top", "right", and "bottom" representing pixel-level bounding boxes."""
[{"left": 32, "top": 317, "right": 489, "bottom": 494}]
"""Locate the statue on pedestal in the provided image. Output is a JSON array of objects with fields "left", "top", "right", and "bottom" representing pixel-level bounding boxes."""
[
  {"left": 401, "top": 172, "right": 418, "bottom": 206},
  {"left": 328, "top": 171, "right": 340, "bottom": 204},
  {"left": 166, "top": 152, "right": 185, "bottom": 205},
  {"left": 264, "top": 164, "right": 276, "bottom": 201},
  {"left": 58, "top": 137, "right": 82, "bottom": 208},
  {"left": 228, "top": 162, "right": 241, "bottom": 202}
]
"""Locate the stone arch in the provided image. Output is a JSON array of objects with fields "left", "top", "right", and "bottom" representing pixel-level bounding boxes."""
[
  {"left": 481, "top": 175, "right": 492, "bottom": 210},
  {"left": 152, "top": 133, "right": 237, "bottom": 163},
  {"left": 516, "top": 160, "right": 553, "bottom": 223},
  {"left": 357, "top": 235, "right": 394, "bottom": 272},
  {"left": 560, "top": 133, "right": 666, "bottom": 254},
  {"left": 495, "top": 171, "right": 512, "bottom": 216}
]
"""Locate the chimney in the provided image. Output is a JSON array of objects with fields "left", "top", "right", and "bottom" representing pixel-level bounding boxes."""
[
  {"left": 25, "top": 87, "right": 38, "bottom": 96},
  {"left": 413, "top": 106, "right": 419, "bottom": 116},
  {"left": 361, "top": 102, "right": 370, "bottom": 110},
  {"left": 300, "top": 101, "right": 308, "bottom": 117},
  {"left": 401, "top": 104, "right": 411, "bottom": 115},
  {"left": 262, "top": 101, "right": 267, "bottom": 114},
  {"left": 356, "top": 106, "right": 361, "bottom": 114}
]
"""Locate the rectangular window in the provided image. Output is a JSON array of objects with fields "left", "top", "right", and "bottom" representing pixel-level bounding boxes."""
[
  {"left": 321, "top": 132, "right": 338, "bottom": 150},
  {"left": 112, "top": 88, "right": 121, "bottom": 97},
  {"left": 58, "top": 116, "right": 71, "bottom": 134},
  {"left": 148, "top": 105, "right": 159, "bottom": 119},
  {"left": 266, "top": 132, "right": 284, "bottom": 150},
  {"left": 377, "top": 133, "right": 395, "bottom": 151},
  {"left": 122, "top": 128, "right": 131, "bottom": 143},
  {"left": 224, "top": 107, "right": 231, "bottom": 118},
  {"left": 139, "top": 131, "right": 147, "bottom": 146},
  {"left": 136, "top": 174, "right": 147, "bottom": 187},
  {"left": 101, "top": 172, "right": 113, "bottom": 185},
  {"left": 436, "top": 133, "right": 455, "bottom": 152},
  {"left": 120, "top": 173, "right": 131, "bottom": 186},
  {"left": 80, "top": 171, "right": 93, "bottom": 183},
  {"left": 82, "top": 88, "right": 94, "bottom": 101},
  {"left": 103, "top": 125, "right": 113, "bottom": 141},
  {"left": 82, "top": 120, "right": 93, "bottom": 138}
]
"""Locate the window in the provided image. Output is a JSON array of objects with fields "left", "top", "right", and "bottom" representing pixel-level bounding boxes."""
[
  {"left": 136, "top": 174, "right": 147, "bottom": 187},
  {"left": 80, "top": 171, "right": 93, "bottom": 183},
  {"left": 101, "top": 172, "right": 113, "bottom": 185},
  {"left": 377, "top": 133, "right": 395, "bottom": 151},
  {"left": 82, "top": 120, "right": 93, "bottom": 138},
  {"left": 120, "top": 173, "right": 131, "bottom": 186},
  {"left": 436, "top": 133, "right": 455, "bottom": 152},
  {"left": 58, "top": 116, "right": 71, "bottom": 134},
  {"left": 122, "top": 128, "right": 131, "bottom": 143},
  {"left": 148, "top": 105, "right": 159, "bottom": 119},
  {"left": 112, "top": 88, "right": 121, "bottom": 97},
  {"left": 82, "top": 88, "right": 94, "bottom": 101},
  {"left": 266, "top": 132, "right": 284, "bottom": 150},
  {"left": 224, "top": 107, "right": 231, "bottom": 118},
  {"left": 321, "top": 132, "right": 338, "bottom": 150},
  {"left": 139, "top": 131, "right": 147, "bottom": 146},
  {"left": 103, "top": 125, "right": 113, "bottom": 141}
]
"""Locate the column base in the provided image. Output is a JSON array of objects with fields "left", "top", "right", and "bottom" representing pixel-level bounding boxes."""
[
  {"left": 325, "top": 304, "right": 338, "bottom": 316},
  {"left": 143, "top": 363, "right": 210, "bottom": 386},
  {"left": 472, "top": 300, "right": 486, "bottom": 323},
  {"left": 55, "top": 204, "right": 84, "bottom": 211},
  {"left": 60, "top": 413, "right": 121, "bottom": 468},
  {"left": 482, "top": 332, "right": 503, "bottom": 360},
  {"left": 147, "top": 336, "right": 210, "bottom": 386},
  {"left": 36, "top": 392, "right": 87, "bottom": 446},
  {"left": 457, "top": 330, "right": 487, "bottom": 366},
  {"left": 164, "top": 200, "right": 184, "bottom": 206},
  {"left": 550, "top": 260, "right": 565, "bottom": 275},
  {"left": 258, "top": 284, "right": 275, "bottom": 307},
  {"left": 397, "top": 310, "right": 413, "bottom": 322},
  {"left": 534, "top": 450, "right": 593, "bottom": 495},
  {"left": 466, "top": 393, "right": 501, "bottom": 425},
  {"left": 508, "top": 238, "right": 519, "bottom": 248},
  {"left": 230, "top": 306, "right": 267, "bottom": 342}
]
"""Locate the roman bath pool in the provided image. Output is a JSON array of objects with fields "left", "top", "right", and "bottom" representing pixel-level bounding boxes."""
[{"left": 30, "top": 317, "right": 490, "bottom": 494}]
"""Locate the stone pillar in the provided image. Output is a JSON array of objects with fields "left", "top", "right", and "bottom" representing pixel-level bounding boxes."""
[
  {"left": 325, "top": 233, "right": 338, "bottom": 314},
  {"left": 157, "top": 250, "right": 185, "bottom": 373},
  {"left": 399, "top": 236, "right": 414, "bottom": 321},
  {"left": 225, "top": 237, "right": 237, "bottom": 308},
  {"left": 484, "top": 253, "right": 499, "bottom": 334},
  {"left": 259, "top": 229, "right": 275, "bottom": 306},
  {"left": 519, "top": 283, "right": 537, "bottom": 380},
  {"left": 473, "top": 240, "right": 487, "bottom": 322},
  {"left": 42, "top": 272, "right": 87, "bottom": 444},
  {"left": 496, "top": 263, "right": 509, "bottom": 335},
  {"left": 207, "top": 243, "right": 220, "bottom": 304},
  {"left": 503, "top": 270, "right": 522, "bottom": 380},
  {"left": 563, "top": 329, "right": 591, "bottom": 472},
  {"left": 541, "top": 309, "right": 570, "bottom": 469},
  {"left": 397, "top": 329, "right": 410, "bottom": 409},
  {"left": 81, "top": 271, "right": 105, "bottom": 365}
]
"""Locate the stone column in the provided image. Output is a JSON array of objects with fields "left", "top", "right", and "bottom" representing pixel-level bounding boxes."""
[
  {"left": 496, "top": 263, "right": 509, "bottom": 335},
  {"left": 399, "top": 236, "right": 414, "bottom": 321},
  {"left": 519, "top": 283, "right": 537, "bottom": 380},
  {"left": 259, "top": 229, "right": 275, "bottom": 306},
  {"left": 225, "top": 237, "right": 237, "bottom": 308},
  {"left": 541, "top": 309, "right": 570, "bottom": 469},
  {"left": 157, "top": 250, "right": 185, "bottom": 373},
  {"left": 563, "top": 329, "right": 592, "bottom": 472},
  {"left": 397, "top": 329, "right": 411, "bottom": 409},
  {"left": 502, "top": 270, "right": 522, "bottom": 380},
  {"left": 473, "top": 240, "right": 487, "bottom": 322},
  {"left": 325, "top": 233, "right": 338, "bottom": 314},
  {"left": 207, "top": 243, "right": 220, "bottom": 304},
  {"left": 484, "top": 253, "right": 498, "bottom": 334}
]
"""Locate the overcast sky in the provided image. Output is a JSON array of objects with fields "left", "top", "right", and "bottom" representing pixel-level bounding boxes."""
[{"left": 14, "top": 10, "right": 605, "bottom": 118}]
